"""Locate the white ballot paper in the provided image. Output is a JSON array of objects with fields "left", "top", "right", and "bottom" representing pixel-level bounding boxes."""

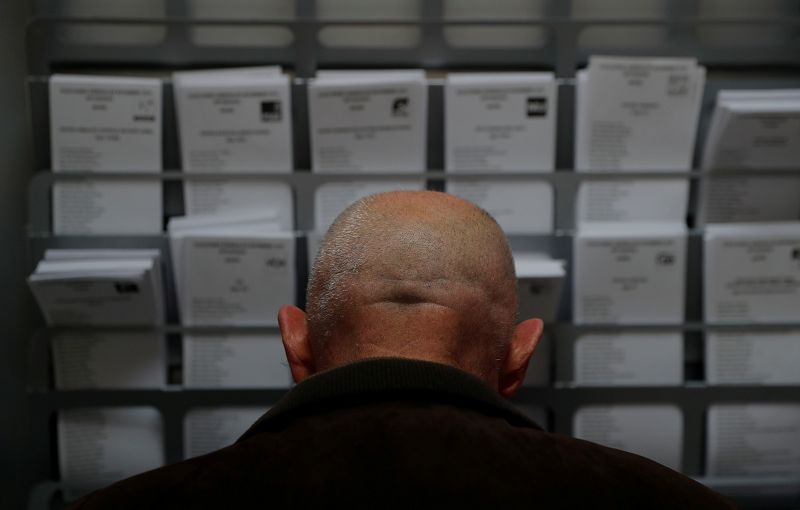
[
  {"left": 704, "top": 222, "right": 800, "bottom": 323},
  {"left": 706, "top": 330, "right": 800, "bottom": 385},
  {"left": 50, "top": 74, "right": 162, "bottom": 234},
  {"left": 573, "top": 222, "right": 687, "bottom": 324},
  {"left": 513, "top": 253, "right": 566, "bottom": 322},
  {"left": 308, "top": 70, "right": 427, "bottom": 172},
  {"left": 446, "top": 180, "right": 554, "bottom": 234},
  {"left": 59, "top": 407, "right": 164, "bottom": 500},
  {"left": 573, "top": 404, "right": 683, "bottom": 471},
  {"left": 168, "top": 213, "right": 295, "bottom": 326},
  {"left": 28, "top": 250, "right": 165, "bottom": 326},
  {"left": 707, "top": 404, "right": 800, "bottom": 477},
  {"left": 574, "top": 332, "right": 683, "bottom": 386},
  {"left": 698, "top": 89, "right": 800, "bottom": 224},
  {"left": 173, "top": 67, "right": 294, "bottom": 216},
  {"left": 184, "top": 407, "right": 264, "bottom": 459},
  {"left": 445, "top": 72, "right": 555, "bottom": 234},
  {"left": 52, "top": 333, "right": 165, "bottom": 390},
  {"left": 445, "top": 72, "right": 556, "bottom": 172},
  {"left": 183, "top": 334, "right": 290, "bottom": 388},
  {"left": 574, "top": 57, "right": 705, "bottom": 224},
  {"left": 314, "top": 179, "right": 425, "bottom": 231},
  {"left": 167, "top": 209, "right": 289, "bottom": 312}
]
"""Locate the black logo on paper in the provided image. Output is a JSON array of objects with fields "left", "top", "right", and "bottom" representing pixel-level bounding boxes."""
[
  {"left": 656, "top": 252, "right": 675, "bottom": 266},
  {"left": 266, "top": 257, "right": 287, "bottom": 268},
  {"left": 114, "top": 282, "right": 140, "bottom": 294},
  {"left": 392, "top": 97, "right": 409, "bottom": 117},
  {"left": 526, "top": 97, "right": 547, "bottom": 117},
  {"left": 261, "top": 100, "right": 282, "bottom": 122}
]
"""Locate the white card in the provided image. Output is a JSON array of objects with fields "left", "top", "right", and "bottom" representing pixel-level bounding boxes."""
[
  {"left": 50, "top": 74, "right": 162, "bottom": 234},
  {"left": 51, "top": 333, "right": 165, "bottom": 390},
  {"left": 573, "top": 223, "right": 687, "bottom": 324},
  {"left": 180, "top": 233, "right": 295, "bottom": 326},
  {"left": 314, "top": 179, "right": 425, "bottom": 231},
  {"left": 173, "top": 69, "right": 294, "bottom": 216},
  {"left": 574, "top": 332, "right": 683, "bottom": 386},
  {"left": 59, "top": 407, "right": 164, "bottom": 500},
  {"left": 184, "top": 407, "right": 264, "bottom": 459},
  {"left": 445, "top": 72, "right": 556, "bottom": 172},
  {"left": 447, "top": 180, "right": 554, "bottom": 234},
  {"left": 183, "top": 334, "right": 290, "bottom": 388},
  {"left": 707, "top": 404, "right": 800, "bottom": 477},
  {"left": 576, "top": 179, "right": 689, "bottom": 224},
  {"left": 706, "top": 331, "right": 800, "bottom": 385},
  {"left": 704, "top": 222, "right": 800, "bottom": 323},
  {"left": 308, "top": 73, "right": 427, "bottom": 172},
  {"left": 573, "top": 404, "right": 683, "bottom": 471}
]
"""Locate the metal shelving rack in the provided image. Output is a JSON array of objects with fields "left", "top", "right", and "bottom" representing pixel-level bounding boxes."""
[{"left": 25, "top": 2, "right": 800, "bottom": 508}]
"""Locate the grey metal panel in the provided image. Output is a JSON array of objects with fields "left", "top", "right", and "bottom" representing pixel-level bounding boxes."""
[{"left": 22, "top": 7, "right": 800, "bottom": 509}]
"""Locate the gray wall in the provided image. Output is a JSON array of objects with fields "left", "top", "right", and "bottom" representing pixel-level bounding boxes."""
[{"left": 0, "top": 0, "right": 37, "bottom": 508}]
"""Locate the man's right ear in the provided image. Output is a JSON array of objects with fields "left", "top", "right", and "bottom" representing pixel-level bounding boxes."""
[{"left": 277, "top": 305, "right": 315, "bottom": 383}]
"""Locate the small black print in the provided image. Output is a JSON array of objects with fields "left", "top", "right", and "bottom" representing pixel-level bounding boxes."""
[
  {"left": 656, "top": 252, "right": 675, "bottom": 266},
  {"left": 526, "top": 97, "right": 547, "bottom": 117},
  {"left": 667, "top": 75, "right": 689, "bottom": 97},
  {"left": 266, "top": 257, "right": 287, "bottom": 268},
  {"left": 392, "top": 97, "right": 409, "bottom": 117},
  {"left": 791, "top": 247, "right": 800, "bottom": 261},
  {"left": 261, "top": 101, "right": 282, "bottom": 122},
  {"left": 115, "top": 282, "right": 140, "bottom": 294}
]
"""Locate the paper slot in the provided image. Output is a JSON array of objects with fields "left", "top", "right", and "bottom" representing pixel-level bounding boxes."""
[
  {"left": 49, "top": 74, "right": 163, "bottom": 234},
  {"left": 574, "top": 404, "right": 683, "bottom": 471},
  {"left": 183, "top": 334, "right": 290, "bottom": 389},
  {"left": 308, "top": 70, "right": 427, "bottom": 173},
  {"left": 59, "top": 407, "right": 164, "bottom": 501},
  {"left": 574, "top": 332, "right": 683, "bottom": 386}
]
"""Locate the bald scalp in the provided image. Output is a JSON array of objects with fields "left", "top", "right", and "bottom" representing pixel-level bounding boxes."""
[{"left": 306, "top": 191, "right": 518, "bottom": 372}]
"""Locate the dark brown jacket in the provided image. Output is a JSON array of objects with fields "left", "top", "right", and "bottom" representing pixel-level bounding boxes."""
[{"left": 70, "top": 358, "right": 736, "bottom": 509}]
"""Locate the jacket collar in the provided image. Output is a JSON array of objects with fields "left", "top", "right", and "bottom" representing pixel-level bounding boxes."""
[{"left": 238, "top": 357, "right": 541, "bottom": 442}]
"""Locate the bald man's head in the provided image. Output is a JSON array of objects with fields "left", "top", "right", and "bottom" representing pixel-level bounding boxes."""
[{"left": 303, "top": 191, "right": 519, "bottom": 380}]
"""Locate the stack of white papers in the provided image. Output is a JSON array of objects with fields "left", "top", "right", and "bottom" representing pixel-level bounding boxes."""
[
  {"left": 50, "top": 74, "right": 162, "bottom": 234},
  {"left": 704, "top": 222, "right": 800, "bottom": 323},
  {"left": 59, "top": 407, "right": 164, "bottom": 500},
  {"left": 314, "top": 179, "right": 425, "bottom": 232},
  {"left": 184, "top": 407, "right": 264, "bottom": 459},
  {"left": 310, "top": 70, "right": 428, "bottom": 231},
  {"left": 445, "top": 73, "right": 556, "bottom": 234},
  {"left": 173, "top": 67, "right": 295, "bottom": 217},
  {"left": 52, "top": 333, "right": 165, "bottom": 390},
  {"left": 707, "top": 404, "right": 800, "bottom": 477},
  {"left": 309, "top": 69, "right": 427, "bottom": 173},
  {"left": 698, "top": 89, "right": 800, "bottom": 224},
  {"left": 183, "top": 334, "right": 290, "bottom": 388},
  {"left": 573, "top": 222, "right": 687, "bottom": 324},
  {"left": 574, "top": 332, "right": 683, "bottom": 386},
  {"left": 574, "top": 57, "right": 705, "bottom": 224},
  {"left": 706, "top": 331, "right": 800, "bottom": 385},
  {"left": 28, "top": 249, "right": 165, "bottom": 326},
  {"left": 168, "top": 210, "right": 295, "bottom": 326},
  {"left": 573, "top": 404, "right": 683, "bottom": 471},
  {"left": 513, "top": 253, "right": 566, "bottom": 323}
]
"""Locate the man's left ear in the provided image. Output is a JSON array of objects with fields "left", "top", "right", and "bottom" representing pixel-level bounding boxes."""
[
  {"left": 498, "top": 318, "right": 544, "bottom": 398},
  {"left": 277, "top": 305, "right": 315, "bottom": 383}
]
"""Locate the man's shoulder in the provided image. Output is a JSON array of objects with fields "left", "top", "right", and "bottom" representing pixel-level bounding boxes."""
[{"left": 68, "top": 413, "right": 736, "bottom": 510}]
